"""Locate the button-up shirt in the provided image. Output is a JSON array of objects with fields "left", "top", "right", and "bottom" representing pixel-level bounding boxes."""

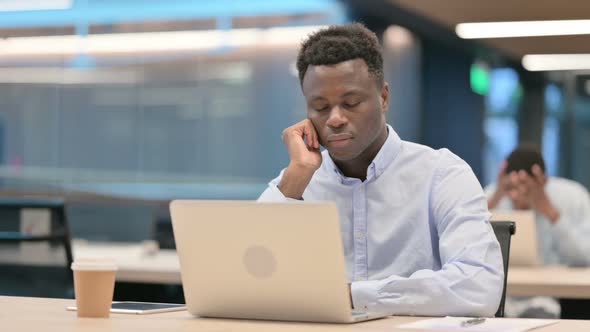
[
  {"left": 258, "top": 125, "right": 503, "bottom": 316},
  {"left": 485, "top": 177, "right": 590, "bottom": 267}
]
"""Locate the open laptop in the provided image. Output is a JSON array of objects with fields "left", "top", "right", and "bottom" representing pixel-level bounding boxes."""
[
  {"left": 490, "top": 210, "right": 541, "bottom": 266},
  {"left": 169, "top": 200, "right": 388, "bottom": 323}
]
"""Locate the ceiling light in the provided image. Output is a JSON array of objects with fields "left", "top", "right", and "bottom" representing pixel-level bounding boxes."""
[
  {"left": 0, "top": 67, "right": 139, "bottom": 84},
  {"left": 0, "top": 0, "right": 71, "bottom": 12},
  {"left": 456, "top": 20, "right": 590, "bottom": 39},
  {"left": 522, "top": 54, "right": 590, "bottom": 71},
  {"left": 383, "top": 25, "right": 414, "bottom": 49},
  {"left": 0, "top": 25, "right": 325, "bottom": 58}
]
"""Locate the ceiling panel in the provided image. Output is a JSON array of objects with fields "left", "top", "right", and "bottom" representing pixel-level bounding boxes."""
[{"left": 389, "top": 0, "right": 590, "bottom": 60}]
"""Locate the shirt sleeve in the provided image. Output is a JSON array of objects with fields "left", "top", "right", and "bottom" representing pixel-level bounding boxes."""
[
  {"left": 351, "top": 157, "right": 504, "bottom": 317},
  {"left": 257, "top": 169, "right": 304, "bottom": 203},
  {"left": 550, "top": 185, "right": 590, "bottom": 266}
]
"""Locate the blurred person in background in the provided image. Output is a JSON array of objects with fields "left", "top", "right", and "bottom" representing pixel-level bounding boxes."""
[
  {"left": 259, "top": 23, "right": 503, "bottom": 317},
  {"left": 486, "top": 144, "right": 590, "bottom": 318}
]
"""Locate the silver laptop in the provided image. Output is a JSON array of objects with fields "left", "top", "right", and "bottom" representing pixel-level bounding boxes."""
[
  {"left": 169, "top": 200, "right": 388, "bottom": 323},
  {"left": 491, "top": 210, "right": 541, "bottom": 266}
]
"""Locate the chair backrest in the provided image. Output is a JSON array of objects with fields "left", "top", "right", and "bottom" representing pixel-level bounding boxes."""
[
  {"left": 490, "top": 221, "right": 516, "bottom": 317},
  {"left": 152, "top": 205, "right": 176, "bottom": 249},
  {"left": 0, "top": 197, "right": 74, "bottom": 298}
]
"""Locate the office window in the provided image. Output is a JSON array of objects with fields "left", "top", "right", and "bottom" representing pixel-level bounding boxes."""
[
  {"left": 482, "top": 68, "right": 521, "bottom": 186},
  {"left": 542, "top": 84, "right": 564, "bottom": 176},
  {"left": 0, "top": 45, "right": 310, "bottom": 200}
]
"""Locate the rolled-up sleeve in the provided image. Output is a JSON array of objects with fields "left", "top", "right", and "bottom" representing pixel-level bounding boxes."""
[
  {"left": 257, "top": 169, "right": 303, "bottom": 203},
  {"left": 351, "top": 159, "right": 504, "bottom": 317},
  {"left": 551, "top": 186, "right": 590, "bottom": 266}
]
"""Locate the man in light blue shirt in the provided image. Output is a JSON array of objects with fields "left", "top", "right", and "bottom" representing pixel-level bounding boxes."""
[{"left": 258, "top": 23, "right": 503, "bottom": 317}]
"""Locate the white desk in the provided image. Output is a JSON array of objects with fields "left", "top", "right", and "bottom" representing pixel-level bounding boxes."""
[
  {"left": 0, "top": 241, "right": 181, "bottom": 284},
  {"left": 101, "top": 249, "right": 590, "bottom": 298},
  {"left": 73, "top": 241, "right": 181, "bottom": 284},
  {"left": 3, "top": 296, "right": 589, "bottom": 332},
  {"left": 507, "top": 266, "right": 590, "bottom": 299},
  {"left": 84, "top": 243, "right": 590, "bottom": 298},
  {"left": 6, "top": 242, "right": 590, "bottom": 297}
]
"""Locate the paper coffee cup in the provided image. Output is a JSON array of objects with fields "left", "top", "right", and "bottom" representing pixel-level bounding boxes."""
[{"left": 71, "top": 259, "right": 117, "bottom": 318}]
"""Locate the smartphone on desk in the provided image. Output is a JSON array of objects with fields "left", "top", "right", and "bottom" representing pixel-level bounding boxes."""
[{"left": 66, "top": 301, "right": 186, "bottom": 314}]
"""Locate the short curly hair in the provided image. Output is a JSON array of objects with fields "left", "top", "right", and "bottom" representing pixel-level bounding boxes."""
[
  {"left": 505, "top": 144, "right": 546, "bottom": 176},
  {"left": 296, "top": 23, "right": 384, "bottom": 87}
]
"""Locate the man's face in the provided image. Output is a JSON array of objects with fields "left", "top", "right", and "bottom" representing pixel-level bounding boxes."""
[
  {"left": 509, "top": 189, "right": 531, "bottom": 210},
  {"left": 505, "top": 169, "right": 547, "bottom": 210},
  {"left": 302, "top": 59, "right": 388, "bottom": 161}
]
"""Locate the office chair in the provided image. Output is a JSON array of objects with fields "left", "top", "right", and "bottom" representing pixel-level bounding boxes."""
[
  {"left": 490, "top": 221, "right": 516, "bottom": 318},
  {"left": 152, "top": 212, "right": 175, "bottom": 250},
  {"left": 0, "top": 197, "right": 74, "bottom": 298}
]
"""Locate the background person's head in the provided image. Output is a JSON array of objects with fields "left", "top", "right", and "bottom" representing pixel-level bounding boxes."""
[
  {"left": 296, "top": 23, "right": 389, "bottom": 162},
  {"left": 504, "top": 144, "right": 547, "bottom": 209},
  {"left": 505, "top": 144, "right": 546, "bottom": 177}
]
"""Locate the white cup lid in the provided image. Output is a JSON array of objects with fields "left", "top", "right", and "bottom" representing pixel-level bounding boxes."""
[{"left": 71, "top": 259, "right": 117, "bottom": 271}]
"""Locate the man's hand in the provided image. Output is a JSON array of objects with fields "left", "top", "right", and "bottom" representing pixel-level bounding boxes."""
[
  {"left": 277, "top": 119, "right": 322, "bottom": 199},
  {"left": 489, "top": 162, "right": 560, "bottom": 223},
  {"left": 511, "top": 165, "right": 560, "bottom": 223},
  {"left": 281, "top": 119, "right": 322, "bottom": 171}
]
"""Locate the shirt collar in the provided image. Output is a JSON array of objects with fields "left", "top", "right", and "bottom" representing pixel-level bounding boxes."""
[{"left": 324, "top": 124, "right": 402, "bottom": 182}]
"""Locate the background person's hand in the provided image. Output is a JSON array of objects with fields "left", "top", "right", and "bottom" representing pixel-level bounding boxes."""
[
  {"left": 507, "top": 170, "right": 529, "bottom": 204},
  {"left": 507, "top": 164, "right": 560, "bottom": 223},
  {"left": 522, "top": 165, "right": 560, "bottom": 222},
  {"left": 495, "top": 161, "right": 510, "bottom": 196}
]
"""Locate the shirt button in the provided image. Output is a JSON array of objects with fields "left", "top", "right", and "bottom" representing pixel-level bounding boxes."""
[{"left": 356, "top": 232, "right": 364, "bottom": 239}]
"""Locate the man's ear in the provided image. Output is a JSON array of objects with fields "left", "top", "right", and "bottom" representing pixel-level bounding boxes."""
[
  {"left": 532, "top": 164, "right": 547, "bottom": 186},
  {"left": 380, "top": 82, "right": 389, "bottom": 114}
]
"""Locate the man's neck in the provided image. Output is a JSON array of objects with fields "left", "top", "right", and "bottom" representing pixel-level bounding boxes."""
[{"left": 333, "top": 126, "right": 388, "bottom": 181}]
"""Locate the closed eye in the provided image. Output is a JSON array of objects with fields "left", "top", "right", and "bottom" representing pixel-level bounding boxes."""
[
  {"left": 343, "top": 102, "right": 360, "bottom": 108},
  {"left": 313, "top": 106, "right": 330, "bottom": 112}
]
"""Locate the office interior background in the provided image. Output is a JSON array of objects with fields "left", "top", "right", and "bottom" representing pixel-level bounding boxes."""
[{"left": 1, "top": 0, "right": 589, "bottom": 300}]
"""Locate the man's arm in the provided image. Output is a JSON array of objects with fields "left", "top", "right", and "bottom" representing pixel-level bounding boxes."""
[
  {"left": 487, "top": 161, "right": 507, "bottom": 210},
  {"left": 258, "top": 169, "right": 297, "bottom": 202},
  {"left": 259, "top": 119, "right": 322, "bottom": 201},
  {"left": 351, "top": 158, "right": 504, "bottom": 317},
  {"left": 550, "top": 184, "right": 590, "bottom": 266}
]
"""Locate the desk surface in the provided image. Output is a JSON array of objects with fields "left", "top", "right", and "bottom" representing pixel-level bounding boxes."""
[
  {"left": 3, "top": 296, "right": 590, "bottom": 332},
  {"left": 6, "top": 242, "right": 590, "bottom": 298},
  {"left": 74, "top": 241, "right": 180, "bottom": 284},
  {"left": 79, "top": 243, "right": 590, "bottom": 300},
  {"left": 507, "top": 266, "right": 590, "bottom": 299},
  {"left": 0, "top": 241, "right": 181, "bottom": 284}
]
